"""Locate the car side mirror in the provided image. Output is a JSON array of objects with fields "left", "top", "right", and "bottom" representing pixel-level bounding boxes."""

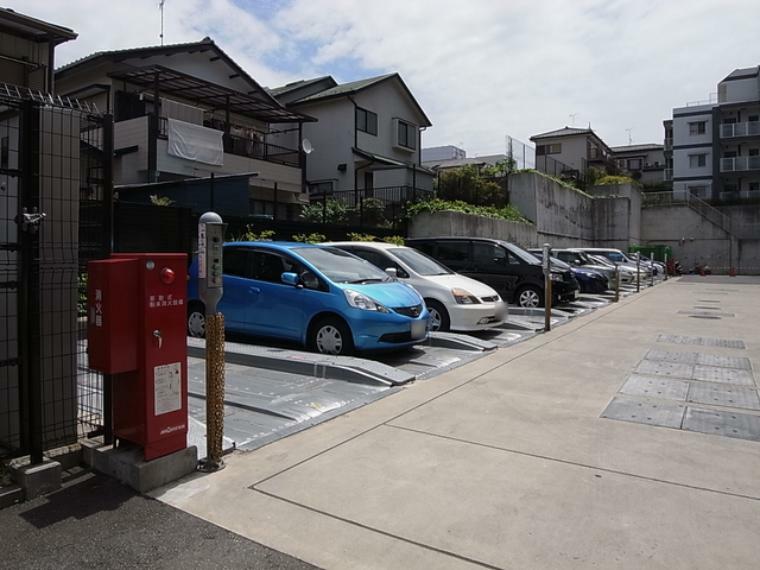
[
  {"left": 385, "top": 267, "right": 398, "bottom": 278},
  {"left": 281, "top": 272, "right": 301, "bottom": 287}
]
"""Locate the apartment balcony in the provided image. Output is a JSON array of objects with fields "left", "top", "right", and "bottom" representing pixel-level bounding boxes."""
[
  {"left": 720, "top": 155, "right": 760, "bottom": 172},
  {"left": 664, "top": 168, "right": 673, "bottom": 181},
  {"left": 720, "top": 121, "right": 760, "bottom": 139}
]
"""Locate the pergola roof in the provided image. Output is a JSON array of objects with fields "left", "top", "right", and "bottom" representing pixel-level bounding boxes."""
[{"left": 110, "top": 64, "right": 314, "bottom": 123}]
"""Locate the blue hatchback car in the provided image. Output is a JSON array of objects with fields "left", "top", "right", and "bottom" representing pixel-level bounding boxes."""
[{"left": 187, "top": 242, "right": 430, "bottom": 355}]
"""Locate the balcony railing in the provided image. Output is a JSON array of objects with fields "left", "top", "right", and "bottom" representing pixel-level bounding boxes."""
[
  {"left": 720, "top": 121, "right": 760, "bottom": 139},
  {"left": 720, "top": 155, "right": 760, "bottom": 172},
  {"left": 157, "top": 116, "right": 301, "bottom": 168},
  {"left": 664, "top": 168, "right": 673, "bottom": 181}
]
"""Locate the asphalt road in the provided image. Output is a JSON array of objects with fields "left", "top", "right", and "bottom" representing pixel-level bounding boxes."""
[{"left": 1, "top": 469, "right": 319, "bottom": 570}]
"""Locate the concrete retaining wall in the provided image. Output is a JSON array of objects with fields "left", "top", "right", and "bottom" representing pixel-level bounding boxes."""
[
  {"left": 509, "top": 172, "right": 594, "bottom": 246},
  {"left": 407, "top": 211, "right": 537, "bottom": 247},
  {"left": 588, "top": 183, "right": 642, "bottom": 249}
]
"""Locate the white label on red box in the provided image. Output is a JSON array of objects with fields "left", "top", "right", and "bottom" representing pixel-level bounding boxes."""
[{"left": 154, "top": 362, "right": 182, "bottom": 416}]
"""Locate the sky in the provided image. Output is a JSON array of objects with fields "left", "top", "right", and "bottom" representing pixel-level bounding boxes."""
[{"left": 14, "top": 0, "right": 760, "bottom": 156}]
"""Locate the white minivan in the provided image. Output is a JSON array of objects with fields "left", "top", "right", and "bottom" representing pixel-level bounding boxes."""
[{"left": 328, "top": 242, "right": 508, "bottom": 332}]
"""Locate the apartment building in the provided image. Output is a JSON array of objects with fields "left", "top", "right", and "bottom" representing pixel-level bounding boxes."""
[
  {"left": 55, "top": 38, "right": 313, "bottom": 219},
  {"left": 669, "top": 65, "right": 760, "bottom": 201},
  {"left": 270, "top": 73, "right": 434, "bottom": 199},
  {"left": 421, "top": 145, "right": 466, "bottom": 162}
]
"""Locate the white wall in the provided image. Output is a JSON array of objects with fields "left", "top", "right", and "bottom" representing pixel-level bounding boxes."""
[
  {"left": 535, "top": 135, "right": 588, "bottom": 172},
  {"left": 719, "top": 75, "right": 760, "bottom": 104}
]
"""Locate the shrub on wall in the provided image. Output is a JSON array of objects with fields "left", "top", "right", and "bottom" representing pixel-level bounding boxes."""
[
  {"left": 300, "top": 199, "right": 351, "bottom": 224},
  {"left": 407, "top": 198, "right": 527, "bottom": 223},
  {"left": 595, "top": 175, "right": 638, "bottom": 186}
]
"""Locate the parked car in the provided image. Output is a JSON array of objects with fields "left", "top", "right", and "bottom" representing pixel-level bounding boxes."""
[
  {"left": 528, "top": 250, "right": 609, "bottom": 294},
  {"left": 327, "top": 241, "right": 508, "bottom": 332},
  {"left": 406, "top": 237, "right": 580, "bottom": 308},
  {"left": 186, "top": 242, "right": 430, "bottom": 355},
  {"left": 585, "top": 253, "right": 639, "bottom": 284},
  {"left": 581, "top": 248, "right": 651, "bottom": 279},
  {"left": 552, "top": 248, "right": 632, "bottom": 286},
  {"left": 628, "top": 252, "right": 663, "bottom": 276}
]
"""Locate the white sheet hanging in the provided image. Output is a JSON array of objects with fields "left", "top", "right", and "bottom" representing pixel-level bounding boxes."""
[{"left": 167, "top": 118, "right": 224, "bottom": 166}]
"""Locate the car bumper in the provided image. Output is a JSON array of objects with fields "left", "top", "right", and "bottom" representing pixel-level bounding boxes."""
[
  {"left": 346, "top": 309, "right": 430, "bottom": 351},
  {"left": 553, "top": 280, "right": 580, "bottom": 302},
  {"left": 448, "top": 301, "right": 508, "bottom": 331}
]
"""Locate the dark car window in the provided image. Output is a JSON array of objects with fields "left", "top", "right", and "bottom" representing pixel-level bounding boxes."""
[
  {"left": 223, "top": 248, "right": 255, "bottom": 278},
  {"left": 350, "top": 248, "right": 410, "bottom": 278},
  {"left": 410, "top": 241, "right": 436, "bottom": 257},
  {"left": 472, "top": 242, "right": 511, "bottom": 267},
  {"left": 437, "top": 241, "right": 469, "bottom": 269},
  {"left": 254, "top": 251, "right": 287, "bottom": 283}
]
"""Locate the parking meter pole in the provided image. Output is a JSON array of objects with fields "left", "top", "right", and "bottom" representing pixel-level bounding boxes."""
[
  {"left": 198, "top": 212, "right": 225, "bottom": 472},
  {"left": 614, "top": 264, "right": 620, "bottom": 303},
  {"left": 542, "top": 243, "right": 552, "bottom": 332},
  {"left": 636, "top": 255, "right": 641, "bottom": 293},
  {"left": 650, "top": 253, "right": 655, "bottom": 287}
]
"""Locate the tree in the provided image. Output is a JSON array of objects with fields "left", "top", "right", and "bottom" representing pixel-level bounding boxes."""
[{"left": 437, "top": 165, "right": 507, "bottom": 206}]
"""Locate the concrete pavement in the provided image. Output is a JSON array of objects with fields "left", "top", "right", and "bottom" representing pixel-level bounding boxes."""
[{"left": 154, "top": 276, "right": 760, "bottom": 569}]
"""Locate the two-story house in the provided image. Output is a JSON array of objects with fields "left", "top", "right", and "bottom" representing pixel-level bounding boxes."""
[
  {"left": 269, "top": 73, "right": 434, "bottom": 202},
  {"left": 54, "top": 38, "right": 314, "bottom": 219},
  {"left": 610, "top": 143, "right": 666, "bottom": 187},
  {"left": 530, "top": 126, "right": 617, "bottom": 179},
  {"left": 0, "top": 7, "right": 76, "bottom": 92}
]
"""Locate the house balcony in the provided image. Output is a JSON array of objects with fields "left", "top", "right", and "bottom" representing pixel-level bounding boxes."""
[
  {"left": 720, "top": 155, "right": 760, "bottom": 172},
  {"left": 720, "top": 121, "right": 760, "bottom": 139}
]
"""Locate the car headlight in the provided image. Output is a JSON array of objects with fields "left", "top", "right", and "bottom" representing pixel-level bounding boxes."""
[
  {"left": 451, "top": 288, "right": 480, "bottom": 305},
  {"left": 550, "top": 272, "right": 562, "bottom": 281},
  {"left": 344, "top": 289, "right": 389, "bottom": 313}
]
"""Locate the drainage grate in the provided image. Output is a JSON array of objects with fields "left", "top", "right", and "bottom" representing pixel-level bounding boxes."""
[
  {"left": 683, "top": 408, "right": 760, "bottom": 441},
  {"left": 656, "top": 335, "right": 746, "bottom": 349},
  {"left": 602, "top": 396, "right": 686, "bottom": 428},
  {"left": 678, "top": 310, "right": 734, "bottom": 318},
  {"left": 620, "top": 374, "right": 689, "bottom": 401},
  {"left": 687, "top": 382, "right": 760, "bottom": 410}
]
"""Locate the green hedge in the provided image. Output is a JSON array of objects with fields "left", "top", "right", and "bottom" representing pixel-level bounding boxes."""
[{"left": 407, "top": 198, "right": 528, "bottom": 223}]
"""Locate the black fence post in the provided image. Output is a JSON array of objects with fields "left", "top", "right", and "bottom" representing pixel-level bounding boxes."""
[
  {"left": 19, "top": 100, "right": 43, "bottom": 464},
  {"left": 322, "top": 191, "right": 327, "bottom": 224},
  {"left": 359, "top": 194, "right": 364, "bottom": 228},
  {"left": 102, "top": 115, "right": 114, "bottom": 445}
]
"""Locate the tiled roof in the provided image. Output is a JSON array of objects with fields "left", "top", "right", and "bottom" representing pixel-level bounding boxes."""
[
  {"left": 267, "top": 76, "right": 334, "bottom": 97},
  {"left": 530, "top": 127, "right": 593, "bottom": 141},
  {"left": 0, "top": 7, "right": 76, "bottom": 42},
  {"left": 292, "top": 73, "right": 397, "bottom": 103}
]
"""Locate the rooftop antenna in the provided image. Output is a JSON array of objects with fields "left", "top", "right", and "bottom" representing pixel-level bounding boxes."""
[
  {"left": 625, "top": 128, "right": 633, "bottom": 145},
  {"left": 569, "top": 113, "right": 577, "bottom": 126},
  {"left": 159, "top": 0, "right": 166, "bottom": 46}
]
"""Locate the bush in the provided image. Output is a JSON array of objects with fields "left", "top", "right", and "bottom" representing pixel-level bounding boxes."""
[
  {"left": 300, "top": 199, "right": 350, "bottom": 224},
  {"left": 406, "top": 198, "right": 526, "bottom": 223},
  {"left": 149, "top": 194, "right": 175, "bottom": 206},
  {"left": 595, "top": 175, "right": 638, "bottom": 186},
  {"left": 292, "top": 232, "right": 326, "bottom": 243},
  {"left": 437, "top": 165, "right": 507, "bottom": 206},
  {"left": 229, "top": 225, "right": 276, "bottom": 242},
  {"left": 347, "top": 232, "right": 377, "bottom": 241},
  {"left": 360, "top": 197, "right": 387, "bottom": 227},
  {"left": 383, "top": 235, "right": 405, "bottom": 246}
]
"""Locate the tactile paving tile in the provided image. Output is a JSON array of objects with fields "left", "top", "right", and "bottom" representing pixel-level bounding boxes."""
[
  {"left": 687, "top": 382, "right": 760, "bottom": 410},
  {"left": 636, "top": 360, "right": 693, "bottom": 379},
  {"left": 692, "top": 365, "right": 755, "bottom": 386},
  {"left": 697, "top": 353, "right": 753, "bottom": 370},
  {"left": 601, "top": 396, "right": 686, "bottom": 428},
  {"left": 645, "top": 349, "right": 698, "bottom": 365},
  {"left": 656, "top": 334, "right": 746, "bottom": 349},
  {"left": 682, "top": 407, "right": 760, "bottom": 442},
  {"left": 619, "top": 374, "right": 689, "bottom": 401}
]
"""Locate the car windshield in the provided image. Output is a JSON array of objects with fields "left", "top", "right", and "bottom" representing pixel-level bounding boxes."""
[
  {"left": 389, "top": 247, "right": 452, "bottom": 276},
  {"left": 507, "top": 243, "right": 542, "bottom": 265},
  {"left": 293, "top": 246, "right": 390, "bottom": 284}
]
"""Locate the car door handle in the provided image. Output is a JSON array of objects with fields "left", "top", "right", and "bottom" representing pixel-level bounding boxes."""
[{"left": 248, "top": 286, "right": 261, "bottom": 294}]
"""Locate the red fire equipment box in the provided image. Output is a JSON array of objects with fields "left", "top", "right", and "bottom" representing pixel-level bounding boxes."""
[{"left": 87, "top": 253, "right": 188, "bottom": 460}]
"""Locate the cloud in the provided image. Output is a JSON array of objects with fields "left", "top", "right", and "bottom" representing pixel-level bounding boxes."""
[{"left": 10, "top": 0, "right": 760, "bottom": 155}]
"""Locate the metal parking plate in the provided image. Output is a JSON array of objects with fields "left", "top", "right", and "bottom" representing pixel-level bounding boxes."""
[
  {"left": 656, "top": 334, "right": 746, "bottom": 349},
  {"left": 635, "top": 360, "right": 693, "bottom": 379},
  {"left": 645, "top": 349, "right": 698, "bottom": 365},
  {"left": 697, "top": 353, "right": 752, "bottom": 370},
  {"left": 692, "top": 365, "right": 755, "bottom": 386},
  {"left": 619, "top": 374, "right": 689, "bottom": 401},
  {"left": 601, "top": 396, "right": 686, "bottom": 428},
  {"left": 682, "top": 407, "right": 760, "bottom": 442},
  {"left": 687, "top": 382, "right": 760, "bottom": 410},
  {"left": 678, "top": 310, "right": 735, "bottom": 317},
  {"left": 693, "top": 306, "right": 721, "bottom": 310}
]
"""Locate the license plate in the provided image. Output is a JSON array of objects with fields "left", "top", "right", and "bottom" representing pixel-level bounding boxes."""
[
  {"left": 411, "top": 320, "right": 427, "bottom": 339},
  {"left": 572, "top": 290, "right": 578, "bottom": 300}
]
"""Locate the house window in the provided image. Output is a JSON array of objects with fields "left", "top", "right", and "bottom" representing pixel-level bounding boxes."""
[
  {"left": 308, "top": 181, "right": 334, "bottom": 195},
  {"left": 537, "top": 143, "right": 561, "bottom": 155},
  {"left": 397, "top": 120, "right": 417, "bottom": 150},
  {"left": 627, "top": 158, "right": 642, "bottom": 170},
  {"left": 749, "top": 182, "right": 760, "bottom": 192},
  {"left": 689, "top": 153, "right": 707, "bottom": 168},
  {"left": 689, "top": 121, "right": 706, "bottom": 135},
  {"left": 0, "top": 136, "right": 8, "bottom": 169},
  {"left": 356, "top": 107, "right": 378, "bottom": 136}
]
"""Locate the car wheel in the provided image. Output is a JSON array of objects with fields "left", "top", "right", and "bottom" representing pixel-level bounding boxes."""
[
  {"left": 425, "top": 299, "right": 450, "bottom": 332},
  {"left": 517, "top": 286, "right": 543, "bottom": 308},
  {"left": 309, "top": 317, "right": 354, "bottom": 356},
  {"left": 187, "top": 302, "right": 206, "bottom": 338}
]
